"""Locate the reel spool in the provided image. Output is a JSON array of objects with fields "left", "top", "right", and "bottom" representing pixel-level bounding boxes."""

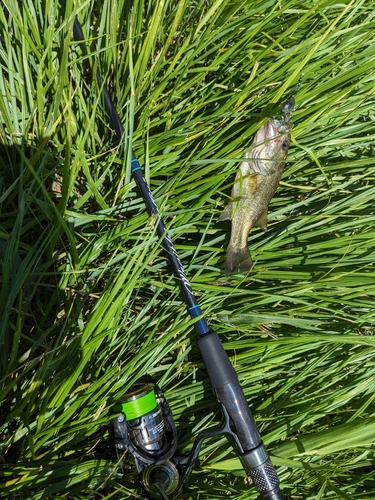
[{"left": 112, "top": 383, "right": 179, "bottom": 497}]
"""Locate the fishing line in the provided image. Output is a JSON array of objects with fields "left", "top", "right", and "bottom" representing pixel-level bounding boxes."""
[{"left": 116, "top": 385, "right": 158, "bottom": 421}]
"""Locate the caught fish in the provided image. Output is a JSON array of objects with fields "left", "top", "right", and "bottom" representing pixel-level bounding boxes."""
[{"left": 220, "top": 97, "right": 294, "bottom": 275}]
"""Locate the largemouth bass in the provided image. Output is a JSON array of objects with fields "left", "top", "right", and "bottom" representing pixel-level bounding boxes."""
[{"left": 220, "top": 98, "right": 294, "bottom": 275}]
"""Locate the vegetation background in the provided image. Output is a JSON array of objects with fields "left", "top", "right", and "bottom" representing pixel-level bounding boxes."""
[{"left": 1, "top": 0, "right": 375, "bottom": 498}]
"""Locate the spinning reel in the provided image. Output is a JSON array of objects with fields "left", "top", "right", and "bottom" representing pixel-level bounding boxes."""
[
  {"left": 112, "top": 373, "right": 283, "bottom": 500},
  {"left": 112, "top": 383, "right": 180, "bottom": 498}
]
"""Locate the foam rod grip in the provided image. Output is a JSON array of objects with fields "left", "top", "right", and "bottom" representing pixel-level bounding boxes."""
[{"left": 197, "top": 331, "right": 238, "bottom": 389}]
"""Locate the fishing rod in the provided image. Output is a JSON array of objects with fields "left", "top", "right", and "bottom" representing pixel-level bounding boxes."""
[{"left": 64, "top": 5, "right": 285, "bottom": 500}]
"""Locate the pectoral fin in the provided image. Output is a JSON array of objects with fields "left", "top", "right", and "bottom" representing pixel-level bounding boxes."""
[
  {"left": 218, "top": 203, "right": 232, "bottom": 221},
  {"left": 233, "top": 171, "right": 258, "bottom": 199},
  {"left": 246, "top": 173, "right": 258, "bottom": 195}
]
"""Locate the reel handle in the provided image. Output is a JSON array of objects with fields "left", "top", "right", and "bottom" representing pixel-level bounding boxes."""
[{"left": 198, "top": 331, "right": 284, "bottom": 500}]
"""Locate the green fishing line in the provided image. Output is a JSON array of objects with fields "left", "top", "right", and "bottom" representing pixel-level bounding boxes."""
[{"left": 118, "top": 386, "right": 158, "bottom": 420}]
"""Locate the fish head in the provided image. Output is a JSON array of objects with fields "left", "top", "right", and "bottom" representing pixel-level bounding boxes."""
[{"left": 251, "top": 118, "right": 292, "bottom": 175}]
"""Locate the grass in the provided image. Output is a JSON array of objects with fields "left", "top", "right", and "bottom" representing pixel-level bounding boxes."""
[{"left": 1, "top": 0, "right": 375, "bottom": 498}]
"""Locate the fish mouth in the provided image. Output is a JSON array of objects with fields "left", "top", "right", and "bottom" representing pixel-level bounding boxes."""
[
  {"left": 256, "top": 119, "right": 280, "bottom": 144},
  {"left": 266, "top": 118, "right": 292, "bottom": 136},
  {"left": 254, "top": 117, "right": 292, "bottom": 147},
  {"left": 265, "top": 119, "right": 280, "bottom": 138}
]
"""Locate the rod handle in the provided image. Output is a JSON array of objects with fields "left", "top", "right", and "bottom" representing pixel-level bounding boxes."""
[
  {"left": 197, "top": 330, "right": 238, "bottom": 388},
  {"left": 198, "top": 331, "right": 284, "bottom": 500},
  {"left": 198, "top": 331, "right": 261, "bottom": 449}
]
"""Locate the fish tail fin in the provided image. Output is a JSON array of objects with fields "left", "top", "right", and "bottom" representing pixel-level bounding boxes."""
[{"left": 225, "top": 245, "right": 253, "bottom": 276}]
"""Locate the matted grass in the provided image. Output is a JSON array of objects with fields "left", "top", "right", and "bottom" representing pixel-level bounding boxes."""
[{"left": 0, "top": 0, "right": 375, "bottom": 498}]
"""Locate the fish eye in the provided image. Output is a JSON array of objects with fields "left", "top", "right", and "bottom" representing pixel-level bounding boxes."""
[{"left": 282, "top": 141, "right": 289, "bottom": 150}]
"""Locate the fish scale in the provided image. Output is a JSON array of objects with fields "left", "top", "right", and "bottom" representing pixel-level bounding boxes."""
[{"left": 220, "top": 100, "right": 294, "bottom": 275}]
